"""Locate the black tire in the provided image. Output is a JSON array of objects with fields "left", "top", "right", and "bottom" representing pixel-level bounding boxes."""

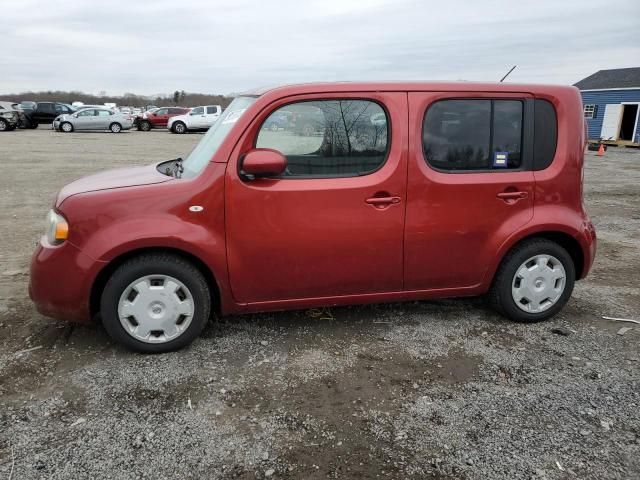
[
  {"left": 488, "top": 238, "right": 575, "bottom": 323},
  {"left": 138, "top": 120, "right": 151, "bottom": 131},
  {"left": 0, "top": 118, "right": 8, "bottom": 132},
  {"left": 29, "top": 121, "right": 38, "bottom": 129},
  {"left": 100, "top": 253, "right": 211, "bottom": 353},
  {"left": 109, "top": 122, "right": 122, "bottom": 133},
  {"left": 172, "top": 121, "right": 186, "bottom": 134},
  {"left": 60, "top": 122, "right": 74, "bottom": 133}
]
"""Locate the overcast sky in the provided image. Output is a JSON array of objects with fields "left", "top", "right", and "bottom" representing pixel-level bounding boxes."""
[{"left": 2, "top": 0, "right": 638, "bottom": 96}]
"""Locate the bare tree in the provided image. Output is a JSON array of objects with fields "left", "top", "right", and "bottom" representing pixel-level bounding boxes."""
[{"left": 0, "top": 90, "right": 234, "bottom": 108}]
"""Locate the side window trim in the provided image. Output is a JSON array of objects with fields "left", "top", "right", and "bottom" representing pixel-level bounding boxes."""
[
  {"left": 251, "top": 97, "right": 392, "bottom": 180},
  {"left": 421, "top": 97, "right": 532, "bottom": 174}
]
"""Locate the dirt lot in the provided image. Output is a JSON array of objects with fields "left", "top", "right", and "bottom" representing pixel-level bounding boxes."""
[{"left": 0, "top": 129, "right": 638, "bottom": 479}]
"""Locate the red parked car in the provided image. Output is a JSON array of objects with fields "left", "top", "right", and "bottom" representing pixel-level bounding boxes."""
[
  {"left": 137, "top": 107, "right": 190, "bottom": 131},
  {"left": 30, "top": 82, "right": 596, "bottom": 353}
]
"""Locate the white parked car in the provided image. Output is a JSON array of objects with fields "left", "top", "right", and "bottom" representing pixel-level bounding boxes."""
[
  {"left": 167, "top": 105, "right": 222, "bottom": 133},
  {"left": 53, "top": 107, "right": 134, "bottom": 133}
]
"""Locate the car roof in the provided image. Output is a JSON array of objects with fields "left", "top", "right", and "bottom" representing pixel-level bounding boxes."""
[{"left": 241, "top": 81, "right": 579, "bottom": 97}]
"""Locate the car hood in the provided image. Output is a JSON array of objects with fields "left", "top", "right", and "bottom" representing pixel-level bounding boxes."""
[{"left": 56, "top": 163, "right": 172, "bottom": 206}]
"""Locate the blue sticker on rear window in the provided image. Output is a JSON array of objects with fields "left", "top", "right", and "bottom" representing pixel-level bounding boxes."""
[{"left": 493, "top": 151, "right": 508, "bottom": 168}]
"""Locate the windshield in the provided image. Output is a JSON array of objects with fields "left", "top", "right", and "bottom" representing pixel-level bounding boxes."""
[{"left": 181, "top": 96, "right": 256, "bottom": 178}]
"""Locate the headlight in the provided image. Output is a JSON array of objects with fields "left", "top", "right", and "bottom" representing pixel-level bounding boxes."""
[{"left": 45, "top": 210, "right": 69, "bottom": 245}]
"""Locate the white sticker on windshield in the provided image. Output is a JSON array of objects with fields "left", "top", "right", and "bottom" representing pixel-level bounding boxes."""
[{"left": 222, "top": 109, "right": 246, "bottom": 124}]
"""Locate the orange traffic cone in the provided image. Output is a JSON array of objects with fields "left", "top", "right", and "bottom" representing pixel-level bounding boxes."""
[{"left": 597, "top": 143, "right": 605, "bottom": 156}]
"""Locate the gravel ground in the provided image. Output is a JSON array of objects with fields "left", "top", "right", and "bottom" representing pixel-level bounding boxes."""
[{"left": 0, "top": 129, "right": 638, "bottom": 479}]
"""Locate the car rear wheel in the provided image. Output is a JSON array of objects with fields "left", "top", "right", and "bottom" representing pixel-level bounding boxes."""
[
  {"left": 101, "top": 253, "right": 211, "bottom": 353},
  {"left": 109, "top": 122, "right": 122, "bottom": 133},
  {"left": 172, "top": 121, "right": 186, "bottom": 134},
  {"left": 489, "top": 238, "right": 575, "bottom": 323},
  {"left": 60, "top": 122, "right": 74, "bottom": 133},
  {"left": 138, "top": 120, "right": 151, "bottom": 131}
]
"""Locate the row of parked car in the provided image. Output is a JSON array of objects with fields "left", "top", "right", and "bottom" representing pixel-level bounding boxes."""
[{"left": 0, "top": 101, "right": 223, "bottom": 134}]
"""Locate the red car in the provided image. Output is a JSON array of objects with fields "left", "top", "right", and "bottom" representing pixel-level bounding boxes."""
[
  {"left": 30, "top": 82, "right": 596, "bottom": 353},
  {"left": 137, "top": 107, "right": 190, "bottom": 131}
]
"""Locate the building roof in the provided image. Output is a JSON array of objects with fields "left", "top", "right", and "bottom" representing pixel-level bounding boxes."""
[{"left": 574, "top": 67, "right": 640, "bottom": 90}]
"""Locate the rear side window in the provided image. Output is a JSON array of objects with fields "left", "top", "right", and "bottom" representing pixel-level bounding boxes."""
[
  {"left": 423, "top": 99, "right": 523, "bottom": 171},
  {"left": 206, "top": 106, "right": 218, "bottom": 114},
  {"left": 533, "top": 99, "right": 557, "bottom": 170},
  {"left": 256, "top": 99, "right": 389, "bottom": 178}
]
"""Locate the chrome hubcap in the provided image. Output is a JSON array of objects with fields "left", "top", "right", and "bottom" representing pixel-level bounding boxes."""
[
  {"left": 512, "top": 255, "right": 566, "bottom": 313},
  {"left": 62, "top": 123, "right": 72, "bottom": 132},
  {"left": 117, "top": 275, "right": 194, "bottom": 343}
]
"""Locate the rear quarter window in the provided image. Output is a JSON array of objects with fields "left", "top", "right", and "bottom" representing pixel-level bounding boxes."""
[{"left": 533, "top": 99, "right": 557, "bottom": 170}]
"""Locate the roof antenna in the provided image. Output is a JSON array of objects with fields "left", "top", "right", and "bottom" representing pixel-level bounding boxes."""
[{"left": 500, "top": 65, "right": 517, "bottom": 82}]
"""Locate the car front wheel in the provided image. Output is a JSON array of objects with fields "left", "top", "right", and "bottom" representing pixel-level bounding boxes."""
[
  {"left": 60, "top": 122, "right": 74, "bottom": 133},
  {"left": 0, "top": 119, "right": 8, "bottom": 131},
  {"left": 101, "top": 253, "right": 211, "bottom": 353},
  {"left": 489, "top": 238, "right": 575, "bottom": 323},
  {"left": 109, "top": 122, "right": 122, "bottom": 133},
  {"left": 172, "top": 122, "right": 187, "bottom": 134}
]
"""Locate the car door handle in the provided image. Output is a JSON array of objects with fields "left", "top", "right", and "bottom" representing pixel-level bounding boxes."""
[
  {"left": 497, "top": 191, "right": 528, "bottom": 200},
  {"left": 497, "top": 191, "right": 528, "bottom": 204},
  {"left": 365, "top": 196, "right": 402, "bottom": 207}
]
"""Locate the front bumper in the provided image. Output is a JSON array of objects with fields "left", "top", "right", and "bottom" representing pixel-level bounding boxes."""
[
  {"left": 29, "top": 237, "right": 106, "bottom": 323},
  {"left": 1, "top": 115, "right": 18, "bottom": 128}
]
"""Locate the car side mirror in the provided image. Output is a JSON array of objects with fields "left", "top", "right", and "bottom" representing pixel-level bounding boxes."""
[
  {"left": 72, "top": 114, "right": 78, "bottom": 118},
  {"left": 241, "top": 149, "right": 287, "bottom": 180}
]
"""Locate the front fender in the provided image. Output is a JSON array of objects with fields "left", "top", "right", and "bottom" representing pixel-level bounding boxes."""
[
  {"left": 58, "top": 165, "right": 231, "bottom": 313},
  {"left": 74, "top": 215, "right": 233, "bottom": 314}
]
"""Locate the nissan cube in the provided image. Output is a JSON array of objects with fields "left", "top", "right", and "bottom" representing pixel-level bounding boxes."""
[{"left": 29, "top": 82, "right": 596, "bottom": 353}]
